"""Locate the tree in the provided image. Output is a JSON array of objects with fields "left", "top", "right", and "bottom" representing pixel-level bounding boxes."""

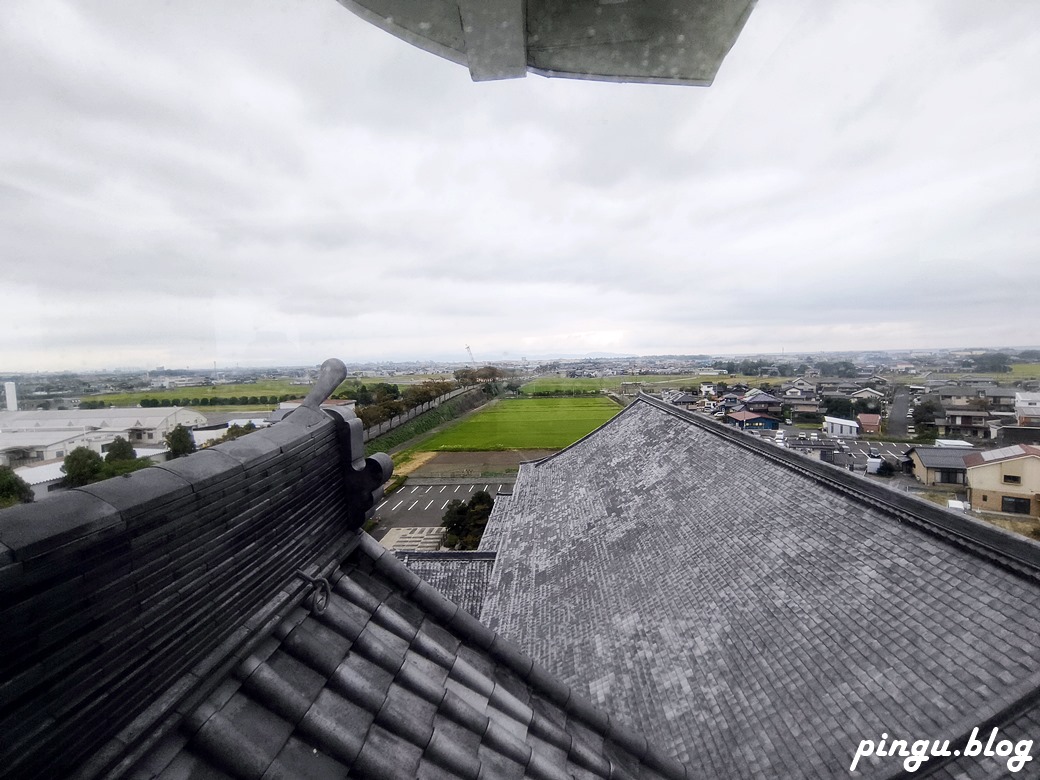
[
  {"left": 441, "top": 490, "right": 494, "bottom": 550},
  {"left": 824, "top": 397, "right": 856, "bottom": 419},
  {"left": 62, "top": 447, "right": 104, "bottom": 487},
  {"left": 203, "top": 422, "right": 257, "bottom": 447},
  {"left": 165, "top": 424, "right": 197, "bottom": 458},
  {"left": 454, "top": 368, "right": 478, "bottom": 387},
  {"left": 104, "top": 436, "right": 137, "bottom": 463},
  {"left": 912, "top": 399, "right": 944, "bottom": 425},
  {"left": 0, "top": 466, "right": 34, "bottom": 509},
  {"left": 970, "top": 353, "right": 1011, "bottom": 373}
]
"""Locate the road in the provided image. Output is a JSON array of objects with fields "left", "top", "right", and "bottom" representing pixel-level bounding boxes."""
[{"left": 886, "top": 384, "right": 912, "bottom": 437}]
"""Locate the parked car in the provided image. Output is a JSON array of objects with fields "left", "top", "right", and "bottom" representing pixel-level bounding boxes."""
[
  {"left": 798, "top": 431, "right": 808, "bottom": 440},
  {"left": 809, "top": 433, "right": 819, "bottom": 442},
  {"left": 868, "top": 447, "right": 881, "bottom": 458}
]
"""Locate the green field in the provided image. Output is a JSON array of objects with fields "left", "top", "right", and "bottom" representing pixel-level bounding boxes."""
[
  {"left": 83, "top": 374, "right": 454, "bottom": 407},
  {"left": 418, "top": 397, "right": 621, "bottom": 451},
  {"left": 85, "top": 380, "right": 306, "bottom": 406},
  {"left": 520, "top": 374, "right": 753, "bottom": 394}
]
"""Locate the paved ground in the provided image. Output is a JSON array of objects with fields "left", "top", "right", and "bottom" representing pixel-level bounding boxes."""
[
  {"left": 370, "top": 477, "right": 516, "bottom": 541},
  {"left": 379, "top": 526, "right": 446, "bottom": 551},
  {"left": 758, "top": 432, "right": 910, "bottom": 469}
]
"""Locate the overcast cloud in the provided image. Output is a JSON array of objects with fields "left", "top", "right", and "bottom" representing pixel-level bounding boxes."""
[{"left": 2, "top": 0, "right": 1038, "bottom": 371}]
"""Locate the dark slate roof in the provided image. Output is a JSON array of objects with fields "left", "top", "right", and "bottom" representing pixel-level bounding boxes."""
[
  {"left": 122, "top": 533, "right": 684, "bottom": 780},
  {"left": 394, "top": 551, "right": 498, "bottom": 617},
  {"left": 907, "top": 446, "right": 971, "bottom": 470},
  {"left": 478, "top": 395, "right": 1040, "bottom": 779}
]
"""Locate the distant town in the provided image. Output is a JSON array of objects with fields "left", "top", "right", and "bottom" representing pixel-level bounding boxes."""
[
  {"left": 2, "top": 346, "right": 1039, "bottom": 532},
  {"left": 4, "top": 346, "right": 1039, "bottom": 405}
]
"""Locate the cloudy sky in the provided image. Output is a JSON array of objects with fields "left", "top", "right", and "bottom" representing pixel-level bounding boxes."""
[{"left": 2, "top": 0, "right": 1038, "bottom": 371}]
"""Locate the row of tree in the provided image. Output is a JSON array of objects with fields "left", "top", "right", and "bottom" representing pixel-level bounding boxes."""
[
  {"left": 334, "top": 379, "right": 457, "bottom": 429},
  {"left": 136, "top": 395, "right": 299, "bottom": 407}
]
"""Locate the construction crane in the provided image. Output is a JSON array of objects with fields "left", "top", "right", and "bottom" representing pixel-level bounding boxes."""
[{"left": 465, "top": 345, "right": 477, "bottom": 366}]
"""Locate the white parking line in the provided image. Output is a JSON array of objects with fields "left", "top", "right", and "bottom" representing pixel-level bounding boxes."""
[
  {"left": 410, "top": 486, "right": 420, "bottom": 493},
  {"left": 407, "top": 501, "right": 418, "bottom": 510},
  {"left": 391, "top": 501, "right": 404, "bottom": 511},
  {"left": 424, "top": 501, "right": 434, "bottom": 510},
  {"left": 454, "top": 485, "right": 461, "bottom": 493},
  {"left": 376, "top": 500, "right": 388, "bottom": 510},
  {"left": 441, "top": 500, "right": 450, "bottom": 510},
  {"left": 484, "top": 484, "right": 489, "bottom": 492},
  {"left": 439, "top": 485, "right": 446, "bottom": 493}
]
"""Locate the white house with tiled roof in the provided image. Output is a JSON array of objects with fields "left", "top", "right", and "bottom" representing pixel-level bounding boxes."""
[
  {"left": 1017, "top": 392, "right": 1040, "bottom": 426},
  {"left": 965, "top": 444, "right": 1040, "bottom": 517}
]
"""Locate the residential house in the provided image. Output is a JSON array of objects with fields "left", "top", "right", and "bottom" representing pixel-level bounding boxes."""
[
  {"left": 850, "top": 387, "right": 885, "bottom": 403},
  {"left": 787, "top": 398, "right": 822, "bottom": 418},
  {"left": 782, "top": 377, "right": 817, "bottom": 393},
  {"left": 1016, "top": 392, "right": 1040, "bottom": 426},
  {"left": 903, "top": 446, "right": 969, "bottom": 486},
  {"left": 965, "top": 444, "right": 1040, "bottom": 517},
  {"left": 935, "top": 408, "right": 995, "bottom": 440},
  {"left": 983, "top": 386, "right": 1019, "bottom": 414},
  {"left": 669, "top": 392, "right": 700, "bottom": 411},
  {"left": 856, "top": 413, "right": 882, "bottom": 435},
  {"left": 741, "top": 391, "right": 783, "bottom": 417},
  {"left": 699, "top": 382, "right": 716, "bottom": 396},
  {"left": 822, "top": 416, "right": 859, "bottom": 438},
  {"left": 724, "top": 410, "right": 780, "bottom": 431}
]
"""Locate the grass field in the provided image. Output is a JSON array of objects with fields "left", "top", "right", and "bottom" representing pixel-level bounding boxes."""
[
  {"left": 85, "top": 380, "right": 306, "bottom": 406},
  {"left": 417, "top": 397, "right": 621, "bottom": 451},
  {"left": 83, "top": 374, "right": 454, "bottom": 407}
]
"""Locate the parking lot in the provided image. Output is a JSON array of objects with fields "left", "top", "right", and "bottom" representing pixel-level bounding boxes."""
[
  {"left": 369, "top": 478, "right": 515, "bottom": 541},
  {"left": 749, "top": 428, "right": 910, "bottom": 470}
]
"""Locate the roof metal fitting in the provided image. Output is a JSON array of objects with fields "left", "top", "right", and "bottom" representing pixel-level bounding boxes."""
[{"left": 294, "top": 570, "right": 331, "bottom": 615}]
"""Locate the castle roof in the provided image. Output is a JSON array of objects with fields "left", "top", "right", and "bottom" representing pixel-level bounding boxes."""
[{"left": 479, "top": 395, "right": 1040, "bottom": 778}]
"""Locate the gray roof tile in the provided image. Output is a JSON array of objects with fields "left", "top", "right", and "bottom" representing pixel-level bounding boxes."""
[
  {"left": 479, "top": 396, "right": 1040, "bottom": 779},
  {"left": 111, "top": 532, "right": 679, "bottom": 780}
]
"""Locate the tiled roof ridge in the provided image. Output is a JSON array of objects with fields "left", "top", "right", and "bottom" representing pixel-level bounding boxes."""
[
  {"left": 355, "top": 532, "right": 692, "bottom": 780},
  {"left": 636, "top": 393, "right": 1040, "bottom": 580}
]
